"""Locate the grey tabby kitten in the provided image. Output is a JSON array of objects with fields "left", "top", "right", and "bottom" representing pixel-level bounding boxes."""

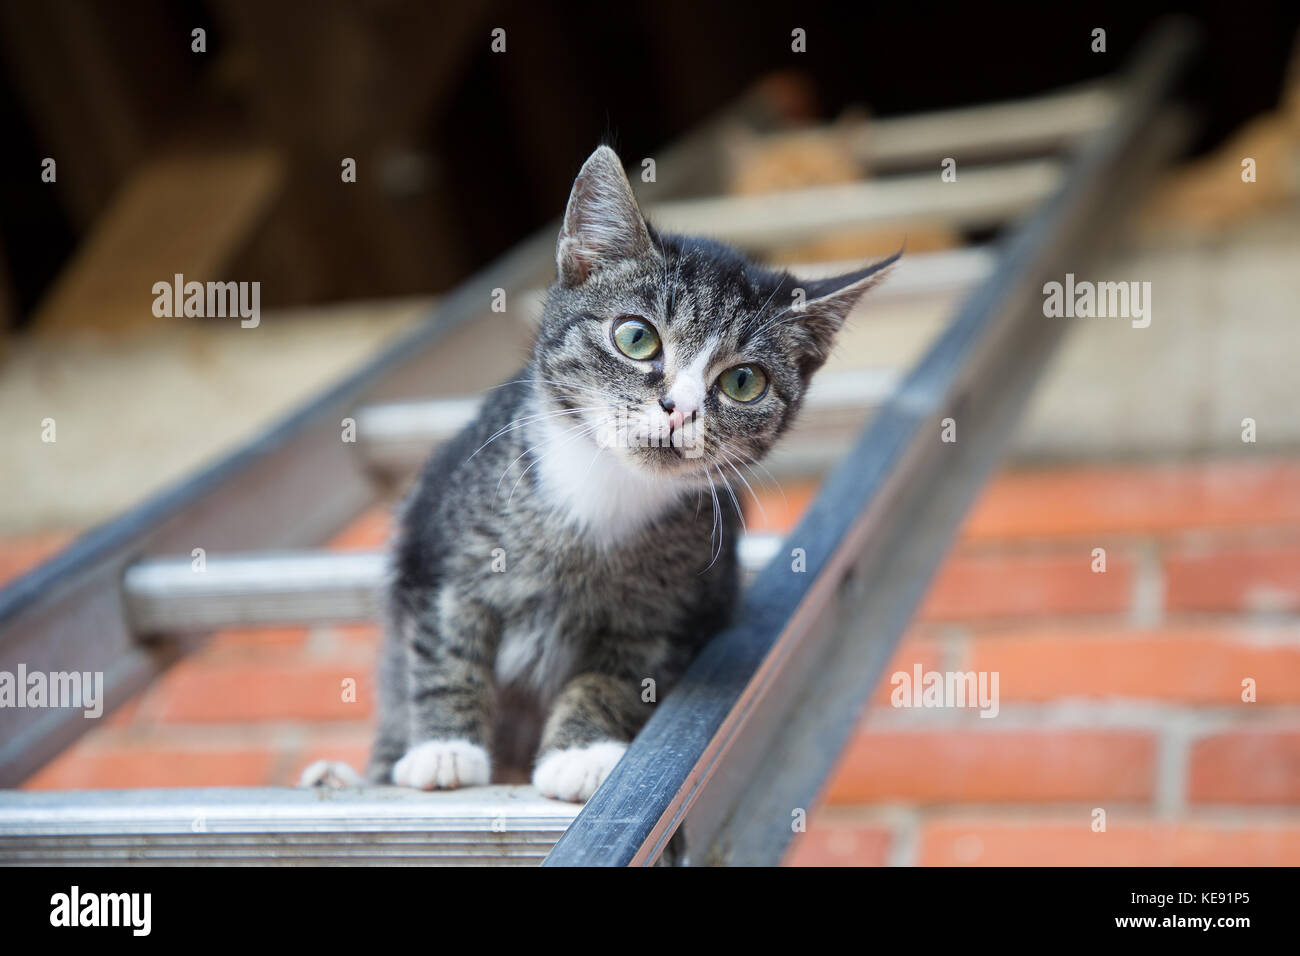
[{"left": 333, "top": 147, "right": 894, "bottom": 802}]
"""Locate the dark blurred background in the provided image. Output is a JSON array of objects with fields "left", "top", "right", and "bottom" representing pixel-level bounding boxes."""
[{"left": 0, "top": 0, "right": 1297, "bottom": 328}]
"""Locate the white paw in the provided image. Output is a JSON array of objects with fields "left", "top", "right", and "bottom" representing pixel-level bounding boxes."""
[
  {"left": 532, "top": 741, "right": 627, "bottom": 802},
  {"left": 298, "top": 759, "right": 363, "bottom": 788},
  {"left": 392, "top": 739, "right": 491, "bottom": 790}
]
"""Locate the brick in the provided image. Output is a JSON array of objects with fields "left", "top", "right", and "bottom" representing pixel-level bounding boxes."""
[
  {"left": 0, "top": 530, "right": 75, "bottom": 587},
  {"left": 870, "top": 637, "right": 945, "bottom": 707},
  {"left": 827, "top": 730, "right": 1156, "bottom": 804},
  {"left": 204, "top": 626, "right": 311, "bottom": 660},
  {"left": 1164, "top": 543, "right": 1300, "bottom": 613},
  {"left": 920, "top": 820, "right": 1300, "bottom": 865},
  {"left": 103, "top": 698, "right": 143, "bottom": 729},
  {"left": 334, "top": 622, "right": 383, "bottom": 649},
  {"left": 961, "top": 461, "right": 1300, "bottom": 540},
  {"left": 745, "top": 481, "right": 818, "bottom": 535},
  {"left": 147, "top": 661, "right": 373, "bottom": 722},
  {"left": 1189, "top": 732, "right": 1300, "bottom": 804},
  {"left": 24, "top": 745, "right": 277, "bottom": 790},
  {"left": 918, "top": 550, "right": 1134, "bottom": 621},
  {"left": 751, "top": 462, "right": 1300, "bottom": 540},
  {"left": 328, "top": 507, "right": 392, "bottom": 551},
  {"left": 967, "top": 628, "right": 1300, "bottom": 704},
  {"left": 784, "top": 821, "right": 892, "bottom": 867}
]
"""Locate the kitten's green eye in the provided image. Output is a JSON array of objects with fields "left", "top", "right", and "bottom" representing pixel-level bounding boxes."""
[
  {"left": 611, "top": 316, "right": 661, "bottom": 360},
  {"left": 718, "top": 364, "right": 767, "bottom": 403}
]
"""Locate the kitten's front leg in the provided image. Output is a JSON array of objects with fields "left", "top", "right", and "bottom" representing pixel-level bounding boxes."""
[
  {"left": 533, "top": 671, "right": 646, "bottom": 802},
  {"left": 392, "top": 595, "right": 499, "bottom": 790}
]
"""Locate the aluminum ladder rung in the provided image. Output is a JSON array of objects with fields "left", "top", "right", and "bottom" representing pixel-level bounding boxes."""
[
  {"left": 0, "top": 785, "right": 579, "bottom": 866},
  {"left": 122, "top": 535, "right": 783, "bottom": 634}
]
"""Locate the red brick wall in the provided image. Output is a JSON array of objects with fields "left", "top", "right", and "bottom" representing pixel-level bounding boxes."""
[{"left": 779, "top": 460, "right": 1300, "bottom": 866}]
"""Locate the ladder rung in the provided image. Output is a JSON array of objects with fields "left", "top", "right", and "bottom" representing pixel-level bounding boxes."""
[
  {"left": 123, "top": 536, "right": 782, "bottom": 634},
  {"left": 648, "top": 160, "right": 1061, "bottom": 248},
  {"left": 864, "top": 82, "right": 1114, "bottom": 168},
  {"left": 0, "top": 785, "right": 578, "bottom": 866}
]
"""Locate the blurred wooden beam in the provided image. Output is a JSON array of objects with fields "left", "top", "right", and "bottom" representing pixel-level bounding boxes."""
[
  {"left": 32, "top": 148, "right": 284, "bottom": 335},
  {"left": 863, "top": 83, "right": 1116, "bottom": 170}
]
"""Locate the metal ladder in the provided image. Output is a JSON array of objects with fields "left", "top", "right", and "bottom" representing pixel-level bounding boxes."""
[{"left": 0, "top": 24, "right": 1196, "bottom": 865}]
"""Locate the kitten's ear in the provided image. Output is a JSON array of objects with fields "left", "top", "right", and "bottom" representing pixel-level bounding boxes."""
[
  {"left": 792, "top": 250, "right": 901, "bottom": 375},
  {"left": 557, "top": 146, "right": 653, "bottom": 286}
]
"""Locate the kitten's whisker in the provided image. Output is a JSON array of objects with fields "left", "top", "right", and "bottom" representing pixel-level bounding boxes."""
[
  {"left": 746, "top": 289, "right": 802, "bottom": 341},
  {"left": 496, "top": 439, "right": 548, "bottom": 501},
  {"left": 494, "top": 416, "right": 597, "bottom": 500},
  {"left": 714, "top": 437, "right": 787, "bottom": 507},
  {"left": 578, "top": 439, "right": 605, "bottom": 488},
  {"left": 748, "top": 274, "right": 788, "bottom": 341},
  {"left": 505, "top": 419, "right": 602, "bottom": 507},
  {"left": 509, "top": 420, "right": 602, "bottom": 505},
  {"left": 701, "top": 465, "right": 716, "bottom": 558},
  {"left": 715, "top": 448, "right": 766, "bottom": 526},
  {"left": 700, "top": 465, "right": 724, "bottom": 574},
  {"left": 473, "top": 411, "right": 613, "bottom": 470},
  {"left": 669, "top": 249, "right": 684, "bottom": 316},
  {"left": 709, "top": 465, "right": 725, "bottom": 571},
  {"left": 747, "top": 306, "right": 797, "bottom": 343},
  {"left": 659, "top": 244, "right": 672, "bottom": 316},
  {"left": 742, "top": 459, "right": 786, "bottom": 510},
  {"left": 747, "top": 281, "right": 840, "bottom": 341},
  {"left": 468, "top": 403, "right": 616, "bottom": 462},
  {"left": 471, "top": 406, "right": 603, "bottom": 461},
  {"left": 486, "top": 376, "right": 625, "bottom": 419},
  {"left": 496, "top": 414, "right": 599, "bottom": 497},
  {"left": 489, "top": 377, "right": 614, "bottom": 401},
  {"left": 714, "top": 463, "right": 749, "bottom": 537},
  {"left": 755, "top": 307, "right": 840, "bottom": 345},
  {"left": 713, "top": 437, "right": 769, "bottom": 482}
]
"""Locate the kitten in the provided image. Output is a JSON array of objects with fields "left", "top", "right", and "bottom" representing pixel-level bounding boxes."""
[{"left": 307, "top": 146, "right": 895, "bottom": 802}]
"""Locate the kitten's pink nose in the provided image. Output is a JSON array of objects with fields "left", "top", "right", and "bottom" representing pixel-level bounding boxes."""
[
  {"left": 661, "top": 372, "right": 704, "bottom": 431},
  {"left": 659, "top": 395, "right": 688, "bottom": 431},
  {"left": 666, "top": 405, "right": 698, "bottom": 431}
]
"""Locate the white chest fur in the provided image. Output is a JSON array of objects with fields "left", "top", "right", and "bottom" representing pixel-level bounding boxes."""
[{"left": 530, "top": 413, "right": 688, "bottom": 548}]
